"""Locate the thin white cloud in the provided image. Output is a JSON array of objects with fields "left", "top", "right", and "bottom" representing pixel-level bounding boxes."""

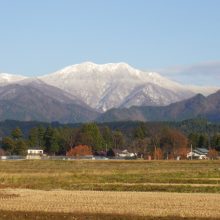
[{"left": 155, "top": 61, "right": 220, "bottom": 86}]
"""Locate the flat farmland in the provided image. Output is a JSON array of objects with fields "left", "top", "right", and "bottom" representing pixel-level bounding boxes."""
[
  {"left": 0, "top": 160, "right": 220, "bottom": 192},
  {"left": 1, "top": 189, "right": 220, "bottom": 220},
  {"left": 0, "top": 160, "right": 220, "bottom": 219}
]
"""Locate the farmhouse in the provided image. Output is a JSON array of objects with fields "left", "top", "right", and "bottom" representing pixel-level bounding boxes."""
[
  {"left": 26, "top": 148, "right": 44, "bottom": 159},
  {"left": 116, "top": 149, "right": 137, "bottom": 158},
  {"left": 187, "top": 147, "right": 208, "bottom": 160}
]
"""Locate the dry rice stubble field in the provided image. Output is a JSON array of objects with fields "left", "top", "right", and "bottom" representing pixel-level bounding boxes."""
[
  {"left": 1, "top": 189, "right": 220, "bottom": 219},
  {"left": 0, "top": 160, "right": 220, "bottom": 219}
]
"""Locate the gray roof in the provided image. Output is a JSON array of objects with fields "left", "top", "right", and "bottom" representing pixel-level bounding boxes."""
[{"left": 193, "top": 148, "right": 208, "bottom": 155}]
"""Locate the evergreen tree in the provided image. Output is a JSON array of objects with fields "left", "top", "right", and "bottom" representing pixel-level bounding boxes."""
[
  {"left": 112, "top": 130, "right": 125, "bottom": 149},
  {"left": 188, "top": 133, "right": 199, "bottom": 148},
  {"left": 76, "top": 123, "right": 104, "bottom": 151},
  {"left": 38, "top": 126, "right": 46, "bottom": 148},
  {"left": 14, "top": 140, "right": 28, "bottom": 156},
  {"left": 29, "top": 127, "right": 39, "bottom": 147},
  {"left": 101, "top": 126, "right": 113, "bottom": 149},
  {"left": 211, "top": 133, "right": 220, "bottom": 147},
  {"left": 198, "top": 134, "right": 208, "bottom": 148},
  {"left": 59, "top": 127, "right": 78, "bottom": 154},
  {"left": 44, "top": 127, "right": 59, "bottom": 155},
  {"left": 1, "top": 137, "right": 15, "bottom": 155},
  {"left": 133, "top": 123, "right": 147, "bottom": 140},
  {"left": 11, "top": 127, "right": 23, "bottom": 140}
]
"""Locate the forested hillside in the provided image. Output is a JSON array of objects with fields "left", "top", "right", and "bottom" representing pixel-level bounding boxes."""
[{"left": 0, "top": 119, "right": 220, "bottom": 158}]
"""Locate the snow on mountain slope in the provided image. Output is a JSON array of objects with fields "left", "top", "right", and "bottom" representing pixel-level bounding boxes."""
[
  {"left": 16, "top": 78, "right": 90, "bottom": 107},
  {"left": 39, "top": 62, "right": 196, "bottom": 112},
  {"left": 120, "top": 83, "right": 190, "bottom": 108},
  {"left": 0, "top": 83, "right": 98, "bottom": 123},
  {"left": 1, "top": 63, "right": 219, "bottom": 113},
  {"left": 186, "top": 85, "right": 219, "bottom": 96},
  {"left": 0, "top": 73, "right": 27, "bottom": 85}
]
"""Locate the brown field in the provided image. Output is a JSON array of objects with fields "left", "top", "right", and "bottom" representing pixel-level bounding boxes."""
[
  {"left": 0, "top": 160, "right": 220, "bottom": 219},
  {"left": 0, "top": 189, "right": 220, "bottom": 220}
]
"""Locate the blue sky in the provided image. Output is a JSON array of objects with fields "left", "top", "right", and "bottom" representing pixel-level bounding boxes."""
[{"left": 0, "top": 0, "right": 220, "bottom": 85}]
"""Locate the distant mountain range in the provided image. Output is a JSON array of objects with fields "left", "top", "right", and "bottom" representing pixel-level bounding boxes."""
[
  {"left": 0, "top": 79, "right": 98, "bottom": 123},
  {"left": 0, "top": 62, "right": 219, "bottom": 123},
  {"left": 98, "top": 91, "right": 220, "bottom": 122}
]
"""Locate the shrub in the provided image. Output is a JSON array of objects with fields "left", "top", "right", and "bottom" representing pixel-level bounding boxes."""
[{"left": 66, "top": 145, "right": 92, "bottom": 157}]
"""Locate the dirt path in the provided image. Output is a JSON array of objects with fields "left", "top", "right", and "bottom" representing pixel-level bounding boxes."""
[
  {"left": 69, "top": 182, "right": 220, "bottom": 187},
  {"left": 0, "top": 189, "right": 220, "bottom": 218}
]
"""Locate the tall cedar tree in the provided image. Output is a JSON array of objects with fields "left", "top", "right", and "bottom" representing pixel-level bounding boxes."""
[
  {"left": 11, "top": 127, "right": 23, "bottom": 140},
  {"left": 44, "top": 127, "right": 59, "bottom": 155},
  {"left": 75, "top": 123, "right": 104, "bottom": 151}
]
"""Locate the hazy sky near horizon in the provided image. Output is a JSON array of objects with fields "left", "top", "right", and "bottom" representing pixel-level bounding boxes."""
[{"left": 0, "top": 0, "right": 220, "bottom": 85}]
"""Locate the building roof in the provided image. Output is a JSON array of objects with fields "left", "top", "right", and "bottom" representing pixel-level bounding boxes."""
[
  {"left": 193, "top": 148, "right": 208, "bottom": 155},
  {"left": 27, "top": 147, "right": 43, "bottom": 150}
]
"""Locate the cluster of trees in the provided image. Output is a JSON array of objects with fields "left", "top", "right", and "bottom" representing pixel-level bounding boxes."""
[
  {"left": 131, "top": 124, "right": 189, "bottom": 159},
  {"left": 1, "top": 128, "right": 28, "bottom": 156},
  {"left": 188, "top": 132, "right": 220, "bottom": 149},
  {"left": 0, "top": 124, "right": 125, "bottom": 156},
  {"left": 0, "top": 121, "right": 219, "bottom": 158}
]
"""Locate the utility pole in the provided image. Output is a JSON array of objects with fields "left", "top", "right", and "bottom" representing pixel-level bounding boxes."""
[{"left": 191, "top": 144, "right": 193, "bottom": 160}]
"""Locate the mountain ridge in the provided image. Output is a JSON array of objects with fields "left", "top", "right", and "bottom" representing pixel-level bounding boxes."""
[
  {"left": 38, "top": 62, "right": 200, "bottom": 111},
  {"left": 0, "top": 81, "right": 98, "bottom": 123},
  {"left": 0, "top": 62, "right": 219, "bottom": 123},
  {"left": 1, "top": 62, "right": 218, "bottom": 112},
  {"left": 97, "top": 91, "right": 220, "bottom": 122}
]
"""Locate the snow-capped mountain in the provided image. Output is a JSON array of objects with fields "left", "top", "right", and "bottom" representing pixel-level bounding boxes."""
[
  {"left": 39, "top": 62, "right": 196, "bottom": 112},
  {"left": 0, "top": 62, "right": 219, "bottom": 114},
  {"left": 0, "top": 73, "right": 27, "bottom": 85}
]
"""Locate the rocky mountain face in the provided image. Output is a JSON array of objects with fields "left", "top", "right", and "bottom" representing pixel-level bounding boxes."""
[{"left": 97, "top": 91, "right": 220, "bottom": 122}]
